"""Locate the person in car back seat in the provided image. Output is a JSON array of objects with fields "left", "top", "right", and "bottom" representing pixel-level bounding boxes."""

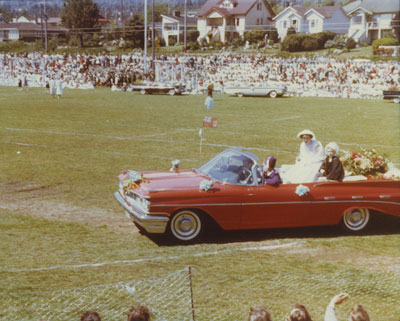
[{"left": 263, "top": 156, "right": 282, "bottom": 186}]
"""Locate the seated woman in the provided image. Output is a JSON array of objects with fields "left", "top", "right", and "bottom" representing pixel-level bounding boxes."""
[
  {"left": 263, "top": 156, "right": 282, "bottom": 186},
  {"left": 281, "top": 129, "right": 325, "bottom": 184},
  {"left": 319, "top": 142, "right": 344, "bottom": 182}
]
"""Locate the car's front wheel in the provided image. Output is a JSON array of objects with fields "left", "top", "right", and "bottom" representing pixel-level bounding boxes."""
[
  {"left": 269, "top": 90, "right": 277, "bottom": 98},
  {"left": 169, "top": 210, "right": 203, "bottom": 242},
  {"left": 169, "top": 89, "right": 175, "bottom": 96},
  {"left": 341, "top": 208, "right": 370, "bottom": 233},
  {"left": 140, "top": 89, "right": 146, "bottom": 95},
  {"left": 237, "top": 92, "right": 244, "bottom": 97}
]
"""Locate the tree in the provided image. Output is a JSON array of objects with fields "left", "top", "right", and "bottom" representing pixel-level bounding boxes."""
[
  {"left": 0, "top": 8, "right": 13, "bottom": 22},
  {"left": 286, "top": 27, "right": 296, "bottom": 36},
  {"left": 125, "top": 14, "right": 144, "bottom": 49},
  {"left": 345, "top": 38, "right": 356, "bottom": 51},
  {"left": 61, "top": 0, "right": 100, "bottom": 47},
  {"left": 268, "top": 27, "right": 279, "bottom": 43}
]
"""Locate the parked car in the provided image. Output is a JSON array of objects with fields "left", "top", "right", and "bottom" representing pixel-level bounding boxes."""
[
  {"left": 383, "top": 90, "right": 400, "bottom": 100},
  {"left": 130, "top": 83, "right": 185, "bottom": 95},
  {"left": 114, "top": 148, "right": 400, "bottom": 243},
  {"left": 224, "top": 83, "right": 287, "bottom": 98}
]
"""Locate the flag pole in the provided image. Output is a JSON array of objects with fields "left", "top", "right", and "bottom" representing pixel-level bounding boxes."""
[
  {"left": 144, "top": 0, "right": 148, "bottom": 73},
  {"left": 199, "top": 127, "right": 203, "bottom": 165}
]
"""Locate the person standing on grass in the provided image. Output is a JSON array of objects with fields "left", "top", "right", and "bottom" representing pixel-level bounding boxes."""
[
  {"left": 50, "top": 76, "right": 56, "bottom": 97},
  {"left": 56, "top": 76, "right": 63, "bottom": 99}
]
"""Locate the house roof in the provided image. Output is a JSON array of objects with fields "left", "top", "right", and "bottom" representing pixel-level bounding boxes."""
[
  {"left": 198, "top": 0, "right": 274, "bottom": 18},
  {"left": 309, "top": 6, "right": 343, "bottom": 19},
  {"left": 272, "top": 5, "right": 308, "bottom": 20},
  {"left": 162, "top": 14, "right": 198, "bottom": 24},
  {"left": 343, "top": 0, "right": 400, "bottom": 14}
]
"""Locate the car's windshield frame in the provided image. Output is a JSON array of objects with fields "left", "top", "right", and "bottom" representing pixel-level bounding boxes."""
[{"left": 198, "top": 148, "right": 260, "bottom": 186}]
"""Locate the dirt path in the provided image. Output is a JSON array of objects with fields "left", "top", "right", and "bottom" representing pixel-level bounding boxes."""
[{"left": 0, "top": 181, "right": 136, "bottom": 234}]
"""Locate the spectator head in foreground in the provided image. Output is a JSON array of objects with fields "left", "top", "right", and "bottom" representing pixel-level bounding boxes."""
[
  {"left": 286, "top": 304, "right": 312, "bottom": 321},
  {"left": 80, "top": 311, "right": 101, "bottom": 321},
  {"left": 349, "top": 304, "right": 370, "bottom": 321},
  {"left": 127, "top": 305, "right": 150, "bottom": 321},
  {"left": 248, "top": 305, "right": 272, "bottom": 321}
]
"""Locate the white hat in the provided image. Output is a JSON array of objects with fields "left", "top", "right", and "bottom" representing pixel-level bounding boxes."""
[
  {"left": 297, "top": 129, "right": 315, "bottom": 139},
  {"left": 325, "top": 142, "right": 339, "bottom": 154}
]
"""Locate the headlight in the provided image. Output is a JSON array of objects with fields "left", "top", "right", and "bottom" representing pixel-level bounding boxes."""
[
  {"left": 125, "top": 192, "right": 150, "bottom": 213},
  {"left": 140, "top": 198, "right": 150, "bottom": 212}
]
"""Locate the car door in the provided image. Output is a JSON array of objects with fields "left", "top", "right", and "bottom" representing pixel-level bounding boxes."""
[{"left": 240, "top": 183, "right": 331, "bottom": 229}]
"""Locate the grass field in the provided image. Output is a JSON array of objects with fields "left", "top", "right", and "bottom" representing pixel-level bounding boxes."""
[{"left": 0, "top": 87, "right": 399, "bottom": 321}]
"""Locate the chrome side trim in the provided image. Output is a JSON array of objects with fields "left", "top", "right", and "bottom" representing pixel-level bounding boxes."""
[
  {"left": 152, "top": 200, "right": 400, "bottom": 207},
  {"left": 324, "top": 196, "right": 336, "bottom": 200},
  {"left": 114, "top": 191, "right": 169, "bottom": 234},
  {"left": 352, "top": 196, "right": 364, "bottom": 200},
  {"left": 380, "top": 195, "right": 391, "bottom": 199}
]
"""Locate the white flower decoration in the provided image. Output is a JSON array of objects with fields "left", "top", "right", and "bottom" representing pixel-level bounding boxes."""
[
  {"left": 200, "top": 179, "right": 214, "bottom": 191},
  {"left": 170, "top": 159, "right": 181, "bottom": 171},
  {"left": 127, "top": 170, "right": 142, "bottom": 182},
  {"left": 295, "top": 184, "right": 310, "bottom": 197}
]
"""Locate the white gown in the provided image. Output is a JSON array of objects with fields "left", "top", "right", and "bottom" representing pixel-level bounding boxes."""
[{"left": 281, "top": 139, "right": 325, "bottom": 184}]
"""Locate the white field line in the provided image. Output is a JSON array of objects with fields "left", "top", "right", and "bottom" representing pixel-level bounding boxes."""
[
  {"left": 2, "top": 127, "right": 399, "bottom": 153},
  {"left": 273, "top": 116, "right": 302, "bottom": 121},
  {"left": 3, "top": 141, "right": 197, "bottom": 162},
  {"left": 5, "top": 242, "right": 298, "bottom": 273}
]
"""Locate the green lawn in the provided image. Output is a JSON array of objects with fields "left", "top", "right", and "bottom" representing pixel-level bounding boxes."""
[{"left": 0, "top": 87, "right": 399, "bottom": 321}]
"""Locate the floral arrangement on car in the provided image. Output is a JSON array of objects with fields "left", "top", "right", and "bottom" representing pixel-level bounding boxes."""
[
  {"left": 200, "top": 179, "right": 214, "bottom": 191},
  {"left": 119, "top": 170, "right": 148, "bottom": 195},
  {"left": 340, "top": 149, "right": 390, "bottom": 177},
  {"left": 295, "top": 184, "right": 310, "bottom": 197}
]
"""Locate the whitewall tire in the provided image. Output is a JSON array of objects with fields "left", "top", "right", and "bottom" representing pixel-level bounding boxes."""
[
  {"left": 341, "top": 208, "right": 370, "bottom": 233},
  {"left": 169, "top": 210, "right": 203, "bottom": 242}
]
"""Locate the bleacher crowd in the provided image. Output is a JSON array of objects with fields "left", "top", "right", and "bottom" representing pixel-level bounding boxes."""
[{"left": 1, "top": 51, "right": 399, "bottom": 99}]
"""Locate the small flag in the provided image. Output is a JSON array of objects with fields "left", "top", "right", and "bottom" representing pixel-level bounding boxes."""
[{"left": 203, "top": 116, "right": 219, "bottom": 128}]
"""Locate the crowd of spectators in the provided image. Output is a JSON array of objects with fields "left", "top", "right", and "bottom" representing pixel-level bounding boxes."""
[
  {"left": 76, "top": 293, "right": 375, "bottom": 321},
  {"left": 1, "top": 51, "right": 399, "bottom": 99}
]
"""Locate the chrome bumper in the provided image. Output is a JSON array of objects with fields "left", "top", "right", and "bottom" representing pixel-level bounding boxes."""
[{"left": 114, "top": 191, "right": 169, "bottom": 234}]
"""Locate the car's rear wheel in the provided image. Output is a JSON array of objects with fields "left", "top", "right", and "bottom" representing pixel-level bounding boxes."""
[
  {"left": 341, "top": 208, "right": 370, "bottom": 233},
  {"left": 237, "top": 92, "right": 244, "bottom": 97},
  {"left": 169, "top": 89, "right": 175, "bottom": 96},
  {"left": 140, "top": 89, "right": 146, "bottom": 95},
  {"left": 169, "top": 210, "right": 203, "bottom": 242},
  {"left": 269, "top": 90, "right": 277, "bottom": 98}
]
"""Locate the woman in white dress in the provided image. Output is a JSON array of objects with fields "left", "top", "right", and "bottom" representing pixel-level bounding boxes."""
[
  {"left": 56, "top": 76, "right": 63, "bottom": 99},
  {"left": 281, "top": 129, "right": 325, "bottom": 184}
]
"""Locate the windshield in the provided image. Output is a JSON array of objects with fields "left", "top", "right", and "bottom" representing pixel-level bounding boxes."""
[{"left": 199, "top": 148, "right": 258, "bottom": 185}]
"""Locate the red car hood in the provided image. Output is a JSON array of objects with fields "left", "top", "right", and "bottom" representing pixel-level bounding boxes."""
[{"left": 128, "top": 170, "right": 209, "bottom": 195}]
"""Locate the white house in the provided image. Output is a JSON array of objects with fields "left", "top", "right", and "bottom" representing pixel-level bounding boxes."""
[
  {"left": 196, "top": 0, "right": 275, "bottom": 43},
  {"left": 272, "top": 5, "right": 307, "bottom": 39},
  {"left": 0, "top": 22, "right": 68, "bottom": 42},
  {"left": 273, "top": 5, "right": 349, "bottom": 40},
  {"left": 344, "top": 0, "right": 400, "bottom": 42},
  {"left": 161, "top": 10, "right": 198, "bottom": 46},
  {"left": 304, "top": 6, "right": 349, "bottom": 34}
]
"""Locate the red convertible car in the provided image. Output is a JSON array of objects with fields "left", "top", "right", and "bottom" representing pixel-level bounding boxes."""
[{"left": 114, "top": 148, "right": 400, "bottom": 242}]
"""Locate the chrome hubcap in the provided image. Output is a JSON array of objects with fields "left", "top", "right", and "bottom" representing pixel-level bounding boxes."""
[
  {"left": 344, "top": 208, "right": 369, "bottom": 230},
  {"left": 171, "top": 211, "right": 201, "bottom": 241}
]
